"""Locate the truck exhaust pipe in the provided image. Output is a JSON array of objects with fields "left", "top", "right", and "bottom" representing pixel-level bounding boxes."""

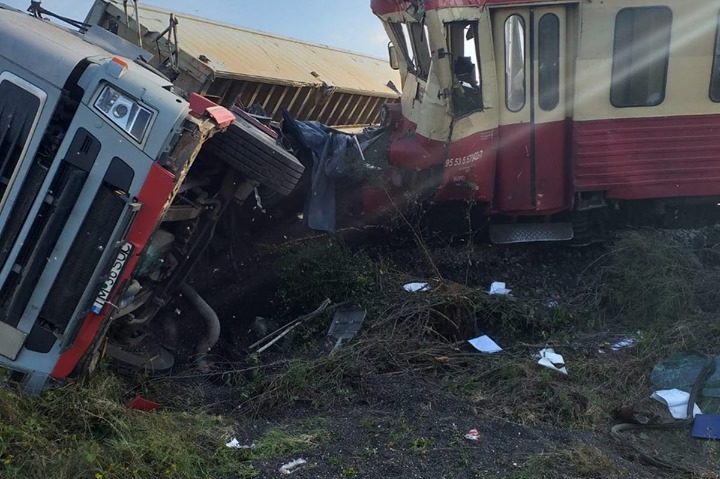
[{"left": 179, "top": 283, "right": 221, "bottom": 371}]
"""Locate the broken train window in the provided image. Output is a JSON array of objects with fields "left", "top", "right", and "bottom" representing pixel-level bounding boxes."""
[
  {"left": 389, "top": 22, "right": 432, "bottom": 80},
  {"left": 409, "top": 23, "right": 431, "bottom": 79},
  {"left": 447, "top": 21, "right": 483, "bottom": 117}
]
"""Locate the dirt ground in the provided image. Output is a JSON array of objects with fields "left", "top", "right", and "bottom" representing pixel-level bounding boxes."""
[
  {"left": 2, "top": 207, "right": 718, "bottom": 479},
  {"left": 224, "top": 377, "right": 656, "bottom": 479},
  {"left": 153, "top": 217, "right": 720, "bottom": 479}
]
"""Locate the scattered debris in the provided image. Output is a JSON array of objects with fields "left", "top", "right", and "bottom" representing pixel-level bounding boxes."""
[
  {"left": 468, "top": 335, "right": 503, "bottom": 354},
  {"left": 650, "top": 353, "right": 720, "bottom": 400},
  {"left": 249, "top": 299, "right": 332, "bottom": 353},
  {"left": 612, "top": 406, "right": 656, "bottom": 425},
  {"left": 279, "top": 458, "right": 307, "bottom": 475},
  {"left": 610, "top": 337, "right": 637, "bottom": 351},
  {"left": 464, "top": 429, "right": 481, "bottom": 441},
  {"left": 692, "top": 414, "right": 720, "bottom": 440},
  {"left": 327, "top": 307, "right": 367, "bottom": 354},
  {"left": 600, "top": 336, "right": 639, "bottom": 354},
  {"left": 253, "top": 186, "right": 266, "bottom": 213},
  {"left": 650, "top": 389, "right": 702, "bottom": 419},
  {"left": 225, "top": 438, "right": 256, "bottom": 449},
  {"left": 537, "top": 348, "right": 568, "bottom": 375},
  {"left": 404, "top": 282, "right": 430, "bottom": 292},
  {"left": 488, "top": 281, "right": 511, "bottom": 296},
  {"left": 126, "top": 395, "right": 161, "bottom": 412}
]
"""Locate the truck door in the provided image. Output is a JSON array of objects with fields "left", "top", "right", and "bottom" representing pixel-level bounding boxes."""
[{"left": 492, "top": 6, "right": 570, "bottom": 214}]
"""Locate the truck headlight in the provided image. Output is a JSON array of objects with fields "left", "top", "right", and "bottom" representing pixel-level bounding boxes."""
[{"left": 94, "top": 85, "right": 153, "bottom": 142}]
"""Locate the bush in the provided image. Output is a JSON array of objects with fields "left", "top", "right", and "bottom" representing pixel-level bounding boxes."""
[
  {"left": 275, "top": 240, "right": 378, "bottom": 313},
  {"left": 600, "top": 231, "right": 702, "bottom": 325}
]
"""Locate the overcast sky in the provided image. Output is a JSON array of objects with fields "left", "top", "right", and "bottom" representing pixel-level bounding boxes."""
[{"left": 1, "top": 0, "right": 390, "bottom": 58}]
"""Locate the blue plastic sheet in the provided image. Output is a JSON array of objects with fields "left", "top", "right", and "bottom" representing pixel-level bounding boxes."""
[{"left": 282, "top": 112, "right": 385, "bottom": 233}]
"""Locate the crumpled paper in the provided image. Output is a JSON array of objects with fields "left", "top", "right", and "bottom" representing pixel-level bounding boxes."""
[{"left": 538, "top": 348, "right": 568, "bottom": 375}]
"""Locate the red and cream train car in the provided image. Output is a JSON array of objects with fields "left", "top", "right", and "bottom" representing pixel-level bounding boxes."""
[{"left": 371, "top": 0, "right": 720, "bottom": 242}]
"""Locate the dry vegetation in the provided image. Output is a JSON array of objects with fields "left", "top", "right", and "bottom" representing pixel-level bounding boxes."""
[{"left": 2, "top": 228, "right": 720, "bottom": 478}]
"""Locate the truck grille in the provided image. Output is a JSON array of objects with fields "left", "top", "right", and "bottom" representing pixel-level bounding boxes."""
[
  {"left": 0, "top": 91, "right": 81, "bottom": 278},
  {"left": 39, "top": 183, "right": 127, "bottom": 330},
  {"left": 0, "top": 129, "right": 99, "bottom": 327},
  {"left": 0, "top": 165, "right": 88, "bottom": 326}
]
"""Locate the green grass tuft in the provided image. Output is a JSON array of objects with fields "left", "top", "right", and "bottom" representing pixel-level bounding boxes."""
[
  {"left": 599, "top": 231, "right": 702, "bottom": 325},
  {"left": 0, "top": 373, "right": 252, "bottom": 479},
  {"left": 275, "top": 240, "right": 378, "bottom": 313}
]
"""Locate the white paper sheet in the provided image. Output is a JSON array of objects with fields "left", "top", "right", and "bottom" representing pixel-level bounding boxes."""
[
  {"left": 611, "top": 337, "right": 637, "bottom": 351},
  {"left": 279, "top": 458, "right": 307, "bottom": 474},
  {"left": 538, "top": 348, "right": 568, "bottom": 375},
  {"left": 468, "top": 335, "right": 503, "bottom": 354},
  {"left": 225, "top": 438, "right": 254, "bottom": 449},
  {"left": 651, "top": 389, "right": 702, "bottom": 419},
  {"left": 404, "top": 282, "right": 430, "bottom": 292},
  {"left": 489, "top": 281, "right": 511, "bottom": 295}
]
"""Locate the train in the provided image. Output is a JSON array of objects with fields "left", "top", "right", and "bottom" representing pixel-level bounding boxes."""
[{"left": 369, "top": 0, "right": 720, "bottom": 242}]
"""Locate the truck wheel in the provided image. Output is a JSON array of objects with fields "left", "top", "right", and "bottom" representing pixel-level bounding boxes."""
[{"left": 203, "top": 115, "right": 305, "bottom": 196}]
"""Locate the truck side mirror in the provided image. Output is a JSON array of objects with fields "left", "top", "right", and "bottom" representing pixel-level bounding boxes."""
[{"left": 388, "top": 43, "right": 399, "bottom": 70}]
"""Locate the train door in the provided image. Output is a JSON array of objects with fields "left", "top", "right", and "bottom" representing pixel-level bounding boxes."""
[{"left": 492, "top": 5, "right": 571, "bottom": 214}]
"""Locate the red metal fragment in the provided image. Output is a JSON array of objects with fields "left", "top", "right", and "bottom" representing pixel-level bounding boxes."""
[
  {"left": 127, "top": 395, "right": 161, "bottom": 411},
  {"left": 188, "top": 93, "right": 234, "bottom": 128}
]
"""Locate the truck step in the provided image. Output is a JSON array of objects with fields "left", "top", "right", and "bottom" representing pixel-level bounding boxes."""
[{"left": 489, "top": 223, "right": 574, "bottom": 244}]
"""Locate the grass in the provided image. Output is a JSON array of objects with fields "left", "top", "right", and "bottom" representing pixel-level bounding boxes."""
[
  {"left": 6, "top": 229, "right": 718, "bottom": 477},
  {"left": 438, "top": 230, "right": 720, "bottom": 429},
  {"left": 243, "top": 418, "right": 331, "bottom": 461},
  {"left": 0, "top": 373, "right": 255, "bottom": 479},
  {"left": 341, "top": 464, "right": 361, "bottom": 477},
  {"left": 597, "top": 230, "right": 704, "bottom": 325},
  {"left": 241, "top": 229, "right": 720, "bottom": 460},
  {"left": 510, "top": 444, "right": 625, "bottom": 479},
  {"left": 239, "top": 354, "right": 360, "bottom": 413},
  {"left": 0, "top": 372, "right": 334, "bottom": 479},
  {"left": 274, "top": 240, "right": 378, "bottom": 314}
]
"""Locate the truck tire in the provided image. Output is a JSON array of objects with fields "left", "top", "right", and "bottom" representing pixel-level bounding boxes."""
[{"left": 203, "top": 115, "right": 305, "bottom": 196}]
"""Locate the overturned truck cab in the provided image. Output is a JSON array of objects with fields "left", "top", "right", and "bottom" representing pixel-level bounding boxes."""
[{"left": 0, "top": 4, "right": 301, "bottom": 392}]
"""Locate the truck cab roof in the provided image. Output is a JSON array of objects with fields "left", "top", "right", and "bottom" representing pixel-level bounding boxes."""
[
  {"left": 0, "top": 4, "right": 169, "bottom": 91},
  {"left": 0, "top": 4, "right": 112, "bottom": 88}
]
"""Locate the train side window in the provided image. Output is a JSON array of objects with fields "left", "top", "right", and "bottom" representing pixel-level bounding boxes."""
[
  {"left": 505, "top": 15, "right": 526, "bottom": 112},
  {"left": 611, "top": 7, "right": 672, "bottom": 108},
  {"left": 711, "top": 12, "right": 720, "bottom": 102},
  {"left": 447, "top": 21, "right": 483, "bottom": 116},
  {"left": 538, "top": 14, "right": 560, "bottom": 111}
]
